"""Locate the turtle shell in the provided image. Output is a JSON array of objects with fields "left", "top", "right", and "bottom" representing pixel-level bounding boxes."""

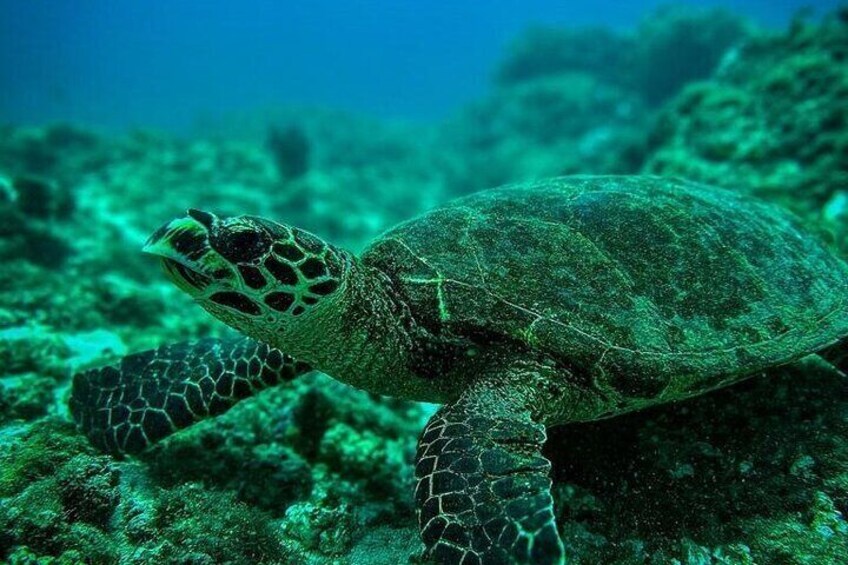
[{"left": 361, "top": 176, "right": 848, "bottom": 402}]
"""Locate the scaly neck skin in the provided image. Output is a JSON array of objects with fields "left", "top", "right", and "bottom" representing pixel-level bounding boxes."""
[{"left": 265, "top": 253, "right": 450, "bottom": 402}]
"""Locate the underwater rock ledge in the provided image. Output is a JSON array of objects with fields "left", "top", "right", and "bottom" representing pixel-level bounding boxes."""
[{"left": 1, "top": 8, "right": 848, "bottom": 565}]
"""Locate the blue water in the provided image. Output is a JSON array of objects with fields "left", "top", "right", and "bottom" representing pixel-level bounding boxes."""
[{"left": 0, "top": 0, "right": 842, "bottom": 132}]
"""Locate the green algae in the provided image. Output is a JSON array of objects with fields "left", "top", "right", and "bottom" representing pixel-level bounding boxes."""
[
  {"left": 438, "top": 5, "right": 751, "bottom": 196},
  {"left": 547, "top": 360, "right": 848, "bottom": 563},
  {"left": 439, "top": 72, "right": 647, "bottom": 194},
  {"left": 495, "top": 5, "right": 750, "bottom": 107},
  {"left": 644, "top": 10, "right": 848, "bottom": 248},
  {"left": 0, "top": 422, "right": 119, "bottom": 562},
  {"left": 1, "top": 7, "right": 848, "bottom": 565},
  {"left": 150, "top": 484, "right": 284, "bottom": 563}
]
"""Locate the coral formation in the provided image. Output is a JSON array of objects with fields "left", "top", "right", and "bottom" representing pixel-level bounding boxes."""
[
  {"left": 0, "top": 175, "right": 72, "bottom": 268},
  {"left": 439, "top": 73, "right": 646, "bottom": 193},
  {"left": 644, "top": 11, "right": 848, "bottom": 243},
  {"left": 1, "top": 6, "right": 847, "bottom": 564},
  {"left": 266, "top": 124, "right": 312, "bottom": 181},
  {"left": 495, "top": 5, "right": 750, "bottom": 106},
  {"left": 549, "top": 360, "right": 848, "bottom": 563},
  {"left": 440, "top": 6, "right": 749, "bottom": 194},
  {"left": 629, "top": 5, "right": 751, "bottom": 106}
]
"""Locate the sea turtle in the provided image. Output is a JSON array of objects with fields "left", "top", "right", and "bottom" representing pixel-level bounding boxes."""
[{"left": 71, "top": 175, "right": 848, "bottom": 564}]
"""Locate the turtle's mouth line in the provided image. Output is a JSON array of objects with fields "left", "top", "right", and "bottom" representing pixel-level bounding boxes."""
[{"left": 160, "top": 257, "right": 213, "bottom": 292}]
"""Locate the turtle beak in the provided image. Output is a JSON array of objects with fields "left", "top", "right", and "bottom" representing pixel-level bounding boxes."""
[{"left": 143, "top": 210, "right": 226, "bottom": 293}]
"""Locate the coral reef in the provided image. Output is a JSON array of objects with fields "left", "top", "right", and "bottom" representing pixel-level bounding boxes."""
[
  {"left": 495, "top": 5, "right": 750, "bottom": 106},
  {"left": 0, "top": 123, "right": 104, "bottom": 184},
  {"left": 550, "top": 359, "right": 848, "bottom": 563},
  {"left": 629, "top": 5, "right": 752, "bottom": 106},
  {"left": 266, "top": 124, "right": 312, "bottom": 181},
  {"left": 495, "top": 25, "right": 630, "bottom": 89},
  {"left": 272, "top": 110, "right": 448, "bottom": 250},
  {"left": 644, "top": 11, "right": 848, "bottom": 244},
  {"left": 0, "top": 175, "right": 72, "bottom": 268},
  {"left": 1, "top": 7, "right": 847, "bottom": 564},
  {"left": 439, "top": 72, "right": 647, "bottom": 194},
  {"left": 440, "top": 5, "right": 749, "bottom": 194},
  {"left": 0, "top": 379, "right": 426, "bottom": 563}
]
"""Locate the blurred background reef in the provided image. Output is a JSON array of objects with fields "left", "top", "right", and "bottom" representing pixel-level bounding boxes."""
[{"left": 1, "top": 6, "right": 848, "bottom": 564}]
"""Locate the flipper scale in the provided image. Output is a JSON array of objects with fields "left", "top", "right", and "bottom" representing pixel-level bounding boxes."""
[{"left": 70, "top": 336, "right": 309, "bottom": 455}]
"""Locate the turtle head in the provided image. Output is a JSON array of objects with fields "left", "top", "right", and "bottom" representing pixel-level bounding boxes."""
[{"left": 144, "top": 209, "right": 347, "bottom": 341}]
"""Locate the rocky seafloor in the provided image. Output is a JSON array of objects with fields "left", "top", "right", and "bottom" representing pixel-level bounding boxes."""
[{"left": 1, "top": 7, "right": 847, "bottom": 564}]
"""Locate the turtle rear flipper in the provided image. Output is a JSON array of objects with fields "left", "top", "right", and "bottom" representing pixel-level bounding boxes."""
[
  {"left": 415, "top": 357, "right": 564, "bottom": 564},
  {"left": 70, "top": 336, "right": 310, "bottom": 455}
]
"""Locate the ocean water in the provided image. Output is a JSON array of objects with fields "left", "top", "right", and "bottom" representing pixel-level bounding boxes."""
[
  {"left": 1, "top": 2, "right": 848, "bottom": 564},
  {"left": 1, "top": 0, "right": 843, "bottom": 130}
]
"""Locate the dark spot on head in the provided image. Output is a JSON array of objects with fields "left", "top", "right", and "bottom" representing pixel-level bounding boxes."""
[
  {"left": 238, "top": 265, "right": 267, "bottom": 289},
  {"left": 273, "top": 243, "right": 305, "bottom": 262},
  {"left": 215, "top": 373, "right": 234, "bottom": 396},
  {"left": 265, "top": 257, "right": 298, "bottom": 285},
  {"left": 266, "top": 349, "right": 283, "bottom": 370},
  {"left": 210, "top": 292, "right": 261, "bottom": 315},
  {"left": 302, "top": 296, "right": 318, "bottom": 305},
  {"left": 300, "top": 258, "right": 327, "bottom": 279},
  {"left": 265, "top": 291, "right": 295, "bottom": 312},
  {"left": 212, "top": 225, "right": 272, "bottom": 264},
  {"left": 291, "top": 305, "right": 305, "bottom": 316},
  {"left": 309, "top": 279, "right": 338, "bottom": 295},
  {"left": 187, "top": 209, "right": 216, "bottom": 229}
]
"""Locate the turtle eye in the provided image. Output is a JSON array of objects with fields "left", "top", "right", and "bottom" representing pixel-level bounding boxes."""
[{"left": 211, "top": 222, "right": 272, "bottom": 264}]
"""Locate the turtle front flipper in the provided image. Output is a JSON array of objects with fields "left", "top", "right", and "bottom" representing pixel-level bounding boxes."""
[
  {"left": 70, "top": 336, "right": 310, "bottom": 455},
  {"left": 415, "top": 358, "right": 564, "bottom": 564}
]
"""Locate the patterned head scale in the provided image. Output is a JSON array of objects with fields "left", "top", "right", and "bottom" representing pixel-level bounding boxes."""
[{"left": 144, "top": 210, "right": 346, "bottom": 328}]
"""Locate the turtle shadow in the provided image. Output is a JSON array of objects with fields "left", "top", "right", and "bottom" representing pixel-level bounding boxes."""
[{"left": 544, "top": 360, "right": 848, "bottom": 558}]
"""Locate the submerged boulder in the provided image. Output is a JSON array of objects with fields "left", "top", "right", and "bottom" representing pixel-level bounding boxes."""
[{"left": 644, "top": 12, "right": 848, "bottom": 243}]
